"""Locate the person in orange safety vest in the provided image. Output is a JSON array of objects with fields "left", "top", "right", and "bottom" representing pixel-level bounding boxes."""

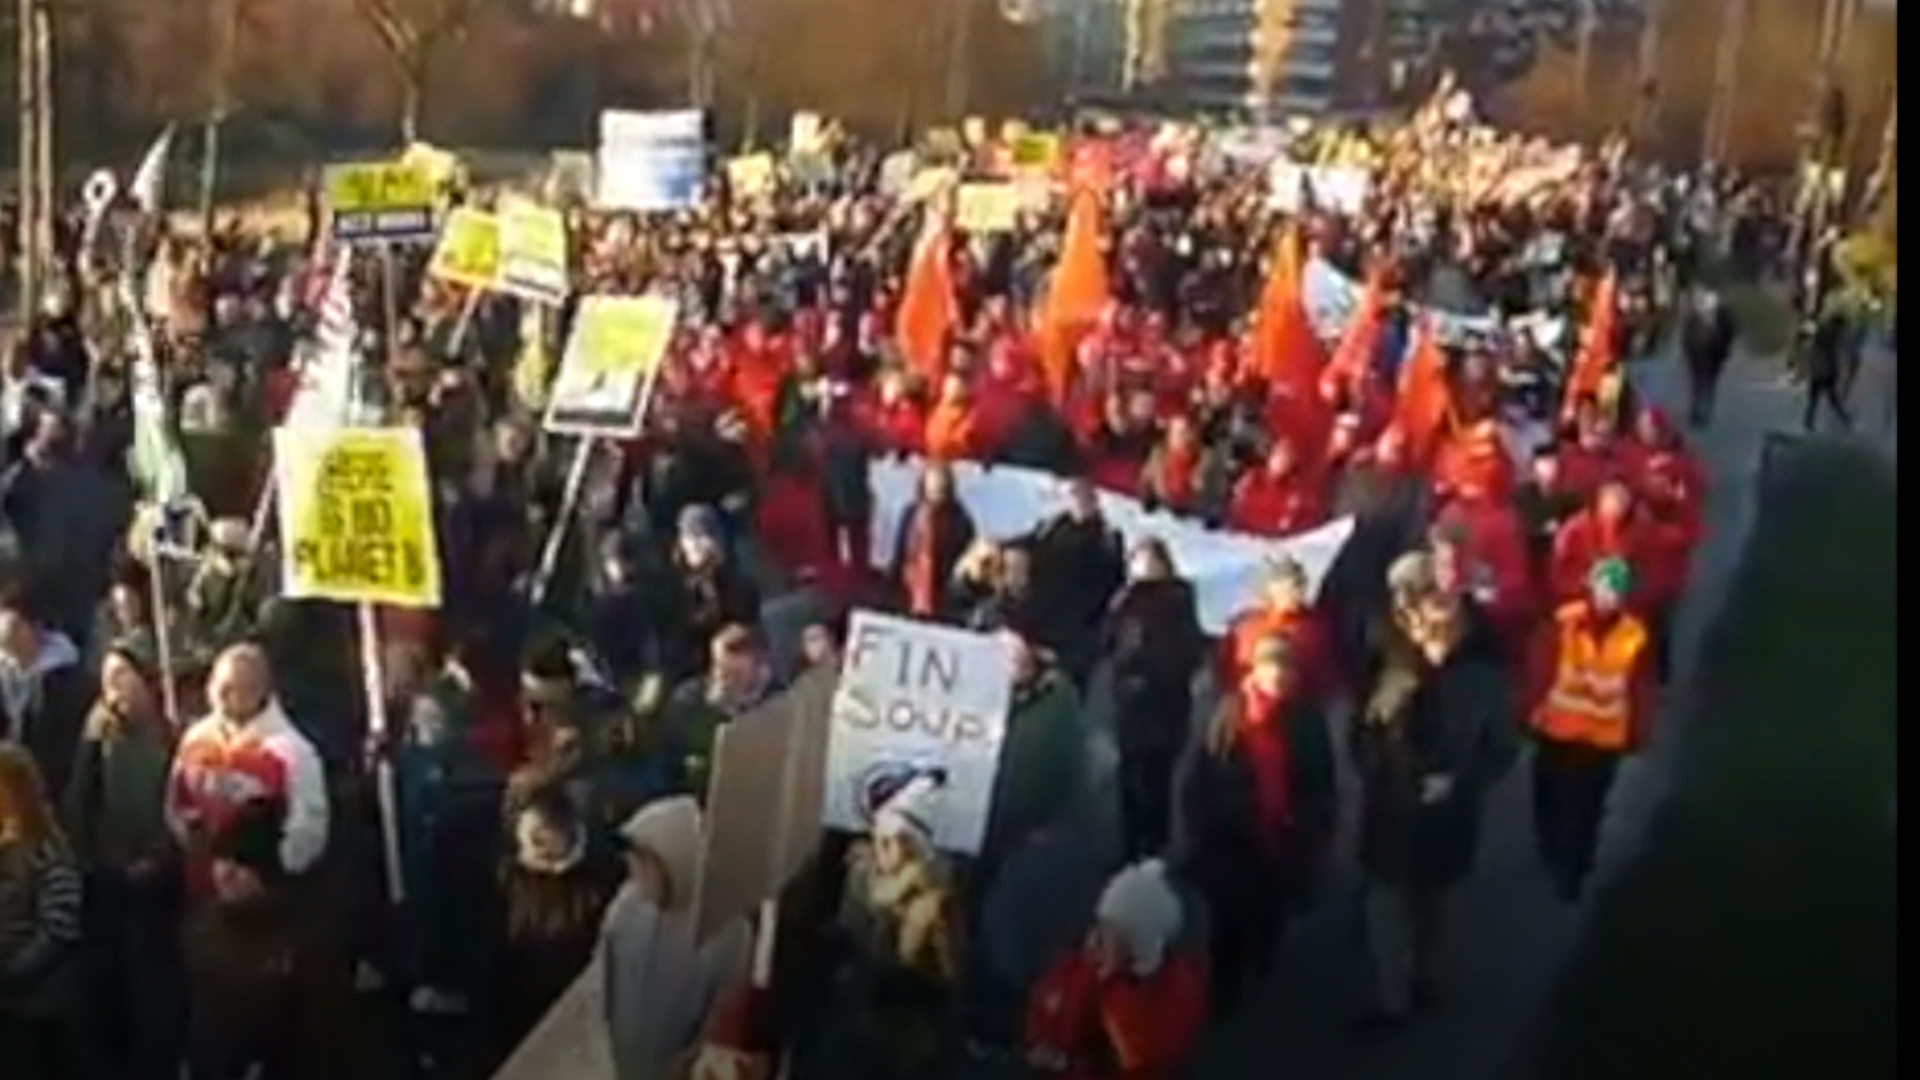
[{"left": 1524, "top": 556, "right": 1656, "bottom": 903}]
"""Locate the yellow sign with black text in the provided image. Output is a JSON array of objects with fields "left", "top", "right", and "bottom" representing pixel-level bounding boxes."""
[
  {"left": 428, "top": 208, "right": 501, "bottom": 290},
  {"left": 324, "top": 161, "right": 436, "bottom": 242},
  {"left": 274, "top": 426, "right": 443, "bottom": 608}
]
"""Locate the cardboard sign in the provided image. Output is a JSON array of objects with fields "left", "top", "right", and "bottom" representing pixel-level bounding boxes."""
[
  {"left": 274, "top": 426, "right": 443, "bottom": 608},
  {"left": 789, "top": 111, "right": 825, "bottom": 155},
  {"left": 955, "top": 182, "right": 1019, "bottom": 233},
  {"left": 498, "top": 202, "right": 569, "bottom": 305},
  {"left": 324, "top": 161, "right": 436, "bottom": 243},
  {"left": 727, "top": 153, "right": 777, "bottom": 198},
  {"left": 821, "top": 611, "right": 1015, "bottom": 854},
  {"left": 695, "top": 669, "right": 834, "bottom": 944},
  {"left": 427, "top": 207, "right": 500, "bottom": 289},
  {"left": 544, "top": 294, "right": 676, "bottom": 436}
]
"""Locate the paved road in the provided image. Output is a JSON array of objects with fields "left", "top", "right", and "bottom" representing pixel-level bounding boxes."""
[{"left": 979, "top": 337, "right": 1899, "bottom": 1080}]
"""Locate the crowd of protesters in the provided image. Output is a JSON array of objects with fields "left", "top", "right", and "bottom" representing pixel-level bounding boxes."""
[{"left": 0, "top": 106, "right": 1861, "bottom": 1080}]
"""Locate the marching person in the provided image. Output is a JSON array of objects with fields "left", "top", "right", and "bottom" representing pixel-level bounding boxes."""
[
  {"left": 1351, "top": 553, "right": 1507, "bottom": 1036},
  {"left": 1172, "top": 632, "right": 1334, "bottom": 1016},
  {"left": 1679, "top": 284, "right": 1736, "bottom": 428},
  {"left": 1103, "top": 538, "right": 1206, "bottom": 860},
  {"left": 164, "top": 644, "right": 330, "bottom": 899},
  {"left": 1526, "top": 557, "right": 1658, "bottom": 903},
  {"left": 0, "top": 742, "right": 86, "bottom": 1080},
  {"left": 1022, "top": 858, "right": 1208, "bottom": 1080}
]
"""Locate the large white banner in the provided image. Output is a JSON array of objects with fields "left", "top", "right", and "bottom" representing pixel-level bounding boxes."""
[
  {"left": 823, "top": 611, "right": 1015, "bottom": 854},
  {"left": 1300, "top": 256, "right": 1569, "bottom": 354},
  {"left": 596, "top": 109, "right": 705, "bottom": 212},
  {"left": 869, "top": 458, "right": 1356, "bottom": 634}
]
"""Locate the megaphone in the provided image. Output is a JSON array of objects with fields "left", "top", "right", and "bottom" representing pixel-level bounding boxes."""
[{"left": 83, "top": 169, "right": 119, "bottom": 217}]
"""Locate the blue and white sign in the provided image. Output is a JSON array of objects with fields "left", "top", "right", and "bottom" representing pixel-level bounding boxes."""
[{"left": 596, "top": 109, "right": 706, "bottom": 212}]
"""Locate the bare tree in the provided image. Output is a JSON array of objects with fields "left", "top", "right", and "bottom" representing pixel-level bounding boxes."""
[{"left": 353, "top": 0, "right": 477, "bottom": 142}]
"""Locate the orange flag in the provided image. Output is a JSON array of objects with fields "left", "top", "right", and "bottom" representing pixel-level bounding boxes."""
[
  {"left": 1561, "top": 270, "right": 1619, "bottom": 419},
  {"left": 1035, "top": 185, "right": 1111, "bottom": 403},
  {"left": 1248, "top": 226, "right": 1327, "bottom": 396},
  {"left": 896, "top": 214, "right": 959, "bottom": 384},
  {"left": 1321, "top": 267, "right": 1386, "bottom": 402},
  {"left": 1394, "top": 317, "right": 1455, "bottom": 468}
]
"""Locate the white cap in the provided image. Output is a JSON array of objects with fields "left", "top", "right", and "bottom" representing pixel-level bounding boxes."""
[{"left": 873, "top": 773, "right": 942, "bottom": 852}]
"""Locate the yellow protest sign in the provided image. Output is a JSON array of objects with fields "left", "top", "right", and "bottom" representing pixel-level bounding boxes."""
[
  {"left": 274, "top": 426, "right": 442, "bottom": 608},
  {"left": 498, "top": 202, "right": 569, "bottom": 305},
  {"left": 1010, "top": 132, "right": 1061, "bottom": 172},
  {"left": 727, "top": 153, "right": 777, "bottom": 198},
  {"left": 545, "top": 294, "right": 678, "bottom": 436},
  {"left": 324, "top": 161, "right": 435, "bottom": 242},
  {"left": 428, "top": 207, "right": 500, "bottom": 289},
  {"left": 955, "top": 182, "right": 1019, "bottom": 233}
]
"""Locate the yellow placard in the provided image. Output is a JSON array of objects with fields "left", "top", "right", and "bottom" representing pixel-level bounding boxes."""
[
  {"left": 1010, "top": 132, "right": 1061, "bottom": 171},
  {"left": 498, "top": 202, "right": 568, "bottom": 304},
  {"left": 545, "top": 294, "right": 679, "bottom": 435},
  {"left": 274, "top": 426, "right": 442, "bottom": 608},
  {"left": 727, "top": 153, "right": 778, "bottom": 198},
  {"left": 908, "top": 166, "right": 960, "bottom": 204},
  {"left": 955, "top": 182, "right": 1019, "bottom": 233},
  {"left": 428, "top": 207, "right": 500, "bottom": 289},
  {"left": 324, "top": 161, "right": 436, "bottom": 241}
]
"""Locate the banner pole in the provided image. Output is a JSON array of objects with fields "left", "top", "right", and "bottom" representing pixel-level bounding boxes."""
[
  {"left": 528, "top": 435, "right": 595, "bottom": 608},
  {"left": 358, "top": 600, "right": 408, "bottom": 906},
  {"left": 147, "top": 526, "right": 184, "bottom": 732}
]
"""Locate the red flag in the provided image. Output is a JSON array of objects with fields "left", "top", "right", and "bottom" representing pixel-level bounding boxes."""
[
  {"left": 1561, "top": 270, "right": 1619, "bottom": 420},
  {"left": 1035, "top": 186, "right": 1111, "bottom": 403},
  {"left": 1248, "top": 226, "right": 1327, "bottom": 396},
  {"left": 896, "top": 215, "right": 959, "bottom": 384},
  {"left": 1394, "top": 317, "right": 1455, "bottom": 468}
]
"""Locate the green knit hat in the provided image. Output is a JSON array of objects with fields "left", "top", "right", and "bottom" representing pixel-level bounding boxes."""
[{"left": 1589, "top": 557, "right": 1633, "bottom": 599}]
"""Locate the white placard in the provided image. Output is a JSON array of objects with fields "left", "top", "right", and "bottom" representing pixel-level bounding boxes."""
[
  {"left": 821, "top": 611, "right": 1015, "bottom": 855},
  {"left": 1268, "top": 162, "right": 1371, "bottom": 214},
  {"left": 596, "top": 109, "right": 705, "bottom": 212}
]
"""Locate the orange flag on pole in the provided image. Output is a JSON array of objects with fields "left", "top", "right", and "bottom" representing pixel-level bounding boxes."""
[
  {"left": 1035, "top": 185, "right": 1111, "bottom": 404},
  {"left": 1394, "top": 317, "right": 1455, "bottom": 468},
  {"left": 896, "top": 213, "right": 959, "bottom": 385},
  {"left": 1561, "top": 269, "right": 1619, "bottom": 420},
  {"left": 1248, "top": 226, "right": 1327, "bottom": 396}
]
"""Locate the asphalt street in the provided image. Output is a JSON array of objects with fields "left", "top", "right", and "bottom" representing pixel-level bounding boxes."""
[{"left": 975, "top": 337, "right": 1896, "bottom": 1080}]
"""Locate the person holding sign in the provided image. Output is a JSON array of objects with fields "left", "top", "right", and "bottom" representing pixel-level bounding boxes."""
[{"left": 833, "top": 775, "right": 962, "bottom": 1079}]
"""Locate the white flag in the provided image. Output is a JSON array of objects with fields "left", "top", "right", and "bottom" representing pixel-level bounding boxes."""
[
  {"left": 285, "top": 244, "right": 362, "bottom": 428},
  {"left": 130, "top": 125, "right": 176, "bottom": 215}
]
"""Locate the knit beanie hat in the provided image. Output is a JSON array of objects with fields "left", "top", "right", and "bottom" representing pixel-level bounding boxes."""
[
  {"left": 1095, "top": 858, "right": 1185, "bottom": 977},
  {"left": 871, "top": 772, "right": 943, "bottom": 853},
  {"left": 104, "top": 630, "right": 162, "bottom": 685},
  {"left": 1589, "top": 556, "right": 1633, "bottom": 600}
]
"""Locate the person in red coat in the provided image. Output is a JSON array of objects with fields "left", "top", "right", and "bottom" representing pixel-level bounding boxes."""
[
  {"left": 863, "top": 369, "right": 927, "bottom": 457},
  {"left": 1431, "top": 417, "right": 1517, "bottom": 505},
  {"left": 1555, "top": 403, "right": 1623, "bottom": 502},
  {"left": 1548, "top": 480, "right": 1653, "bottom": 610},
  {"left": 1430, "top": 489, "right": 1538, "bottom": 653},
  {"left": 1227, "top": 438, "right": 1330, "bottom": 538},
  {"left": 1023, "top": 858, "right": 1208, "bottom": 1080},
  {"left": 1619, "top": 409, "right": 1707, "bottom": 680},
  {"left": 1217, "top": 556, "right": 1334, "bottom": 700}
]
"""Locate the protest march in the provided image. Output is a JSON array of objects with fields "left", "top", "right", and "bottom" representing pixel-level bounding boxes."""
[{"left": 0, "top": 37, "right": 1896, "bottom": 1080}]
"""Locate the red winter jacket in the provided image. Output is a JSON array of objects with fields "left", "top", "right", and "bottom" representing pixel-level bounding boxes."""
[{"left": 1024, "top": 949, "right": 1208, "bottom": 1080}]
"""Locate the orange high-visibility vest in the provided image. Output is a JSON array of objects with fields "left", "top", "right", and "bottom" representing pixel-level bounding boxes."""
[{"left": 1532, "top": 602, "right": 1649, "bottom": 751}]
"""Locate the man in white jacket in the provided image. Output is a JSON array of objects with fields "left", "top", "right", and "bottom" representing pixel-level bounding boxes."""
[{"left": 164, "top": 643, "right": 330, "bottom": 896}]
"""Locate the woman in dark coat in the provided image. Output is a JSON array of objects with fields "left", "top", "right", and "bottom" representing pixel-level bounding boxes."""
[
  {"left": 1350, "top": 551, "right": 1512, "bottom": 1034},
  {"left": 887, "top": 461, "right": 976, "bottom": 623},
  {"left": 1170, "top": 633, "right": 1335, "bottom": 1018},
  {"left": 1103, "top": 538, "right": 1207, "bottom": 859}
]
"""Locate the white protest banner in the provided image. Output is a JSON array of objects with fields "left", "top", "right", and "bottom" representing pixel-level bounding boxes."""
[
  {"left": 596, "top": 109, "right": 705, "bottom": 212},
  {"left": 1269, "top": 162, "right": 1371, "bottom": 214},
  {"left": 822, "top": 612, "right": 1015, "bottom": 855},
  {"left": 1301, "top": 257, "right": 1568, "bottom": 354},
  {"left": 867, "top": 458, "right": 1355, "bottom": 634}
]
